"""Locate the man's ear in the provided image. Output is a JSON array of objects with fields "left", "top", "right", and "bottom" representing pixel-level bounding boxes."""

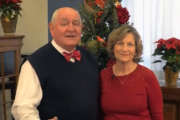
[
  {"left": 49, "top": 23, "right": 54, "bottom": 37},
  {"left": 81, "top": 23, "right": 84, "bottom": 30}
]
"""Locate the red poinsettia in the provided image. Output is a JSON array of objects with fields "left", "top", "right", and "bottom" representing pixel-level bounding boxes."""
[
  {"left": 12, "top": 0, "right": 21, "bottom": 3},
  {"left": 153, "top": 37, "right": 180, "bottom": 72},
  {"left": 3, "top": 0, "right": 21, "bottom": 4},
  {"left": 0, "top": 0, "right": 22, "bottom": 20},
  {"left": 95, "top": 0, "right": 105, "bottom": 9},
  {"left": 96, "top": 11, "right": 103, "bottom": 23},
  {"left": 116, "top": 4, "right": 130, "bottom": 24}
]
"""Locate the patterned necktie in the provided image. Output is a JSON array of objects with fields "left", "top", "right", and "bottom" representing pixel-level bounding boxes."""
[{"left": 63, "top": 50, "right": 81, "bottom": 62}]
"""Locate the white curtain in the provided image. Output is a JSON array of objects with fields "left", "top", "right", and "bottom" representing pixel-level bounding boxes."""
[{"left": 122, "top": 0, "right": 180, "bottom": 80}]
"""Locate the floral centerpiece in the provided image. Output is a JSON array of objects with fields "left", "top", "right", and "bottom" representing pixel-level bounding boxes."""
[
  {"left": 0, "top": 0, "right": 22, "bottom": 33},
  {"left": 80, "top": 0, "right": 130, "bottom": 70},
  {"left": 0, "top": 0, "right": 22, "bottom": 21},
  {"left": 153, "top": 37, "right": 180, "bottom": 72}
]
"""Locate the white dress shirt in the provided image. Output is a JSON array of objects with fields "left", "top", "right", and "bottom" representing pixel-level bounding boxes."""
[{"left": 11, "top": 40, "right": 75, "bottom": 120}]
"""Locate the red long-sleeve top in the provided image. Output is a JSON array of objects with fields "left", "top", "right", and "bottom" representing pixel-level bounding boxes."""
[{"left": 100, "top": 64, "right": 163, "bottom": 120}]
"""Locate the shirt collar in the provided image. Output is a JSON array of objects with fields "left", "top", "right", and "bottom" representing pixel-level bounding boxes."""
[{"left": 51, "top": 40, "right": 76, "bottom": 55}]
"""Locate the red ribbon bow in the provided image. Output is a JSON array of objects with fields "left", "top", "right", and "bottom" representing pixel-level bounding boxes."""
[{"left": 63, "top": 50, "right": 81, "bottom": 62}]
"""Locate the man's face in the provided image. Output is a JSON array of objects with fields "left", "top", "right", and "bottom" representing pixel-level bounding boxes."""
[{"left": 50, "top": 8, "right": 82, "bottom": 51}]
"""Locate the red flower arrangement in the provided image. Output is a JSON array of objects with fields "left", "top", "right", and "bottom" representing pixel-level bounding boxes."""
[
  {"left": 0, "top": 0, "right": 22, "bottom": 20},
  {"left": 153, "top": 37, "right": 180, "bottom": 72},
  {"left": 116, "top": 4, "right": 129, "bottom": 24}
]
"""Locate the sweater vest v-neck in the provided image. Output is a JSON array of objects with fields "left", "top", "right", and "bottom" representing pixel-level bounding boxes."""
[{"left": 28, "top": 42, "right": 100, "bottom": 120}]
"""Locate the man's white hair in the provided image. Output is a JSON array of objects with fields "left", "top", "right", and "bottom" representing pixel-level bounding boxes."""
[{"left": 50, "top": 7, "right": 82, "bottom": 25}]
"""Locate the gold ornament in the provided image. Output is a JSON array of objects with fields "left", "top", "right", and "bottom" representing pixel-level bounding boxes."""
[{"left": 114, "top": 0, "right": 121, "bottom": 7}]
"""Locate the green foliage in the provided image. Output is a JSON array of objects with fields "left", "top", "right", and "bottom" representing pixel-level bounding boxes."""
[{"left": 79, "top": 0, "right": 129, "bottom": 70}]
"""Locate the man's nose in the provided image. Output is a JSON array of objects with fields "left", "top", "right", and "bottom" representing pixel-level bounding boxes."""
[{"left": 67, "top": 23, "right": 75, "bottom": 31}]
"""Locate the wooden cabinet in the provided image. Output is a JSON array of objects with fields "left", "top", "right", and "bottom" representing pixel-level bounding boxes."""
[
  {"left": 0, "top": 35, "right": 24, "bottom": 120},
  {"left": 161, "top": 82, "right": 180, "bottom": 120}
]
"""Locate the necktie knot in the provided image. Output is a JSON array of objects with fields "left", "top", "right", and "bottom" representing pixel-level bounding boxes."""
[{"left": 63, "top": 50, "right": 81, "bottom": 62}]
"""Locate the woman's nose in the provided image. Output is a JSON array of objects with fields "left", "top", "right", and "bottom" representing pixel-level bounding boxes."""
[{"left": 121, "top": 44, "right": 128, "bottom": 50}]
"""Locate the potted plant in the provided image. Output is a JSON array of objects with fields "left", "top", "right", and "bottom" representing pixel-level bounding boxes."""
[
  {"left": 0, "top": 0, "right": 22, "bottom": 34},
  {"left": 153, "top": 37, "right": 180, "bottom": 86}
]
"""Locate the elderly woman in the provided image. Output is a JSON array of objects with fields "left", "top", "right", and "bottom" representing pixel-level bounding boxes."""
[{"left": 100, "top": 24, "right": 163, "bottom": 120}]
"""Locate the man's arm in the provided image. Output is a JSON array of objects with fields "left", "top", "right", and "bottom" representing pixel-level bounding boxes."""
[{"left": 11, "top": 61, "right": 42, "bottom": 120}]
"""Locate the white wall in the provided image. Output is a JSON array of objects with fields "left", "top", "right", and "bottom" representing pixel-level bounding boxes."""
[{"left": 0, "top": 0, "right": 48, "bottom": 54}]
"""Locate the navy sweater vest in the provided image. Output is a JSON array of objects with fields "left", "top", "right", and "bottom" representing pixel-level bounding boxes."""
[{"left": 28, "top": 42, "right": 99, "bottom": 120}]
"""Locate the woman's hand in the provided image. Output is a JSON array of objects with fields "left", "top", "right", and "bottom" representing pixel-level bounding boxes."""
[{"left": 48, "top": 116, "right": 58, "bottom": 120}]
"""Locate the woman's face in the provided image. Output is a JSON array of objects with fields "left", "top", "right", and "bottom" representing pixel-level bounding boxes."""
[{"left": 113, "top": 33, "right": 136, "bottom": 64}]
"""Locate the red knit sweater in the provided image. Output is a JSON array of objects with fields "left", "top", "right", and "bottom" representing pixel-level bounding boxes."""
[{"left": 100, "top": 64, "right": 163, "bottom": 120}]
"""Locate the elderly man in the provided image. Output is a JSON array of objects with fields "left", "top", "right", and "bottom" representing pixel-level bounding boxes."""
[{"left": 12, "top": 7, "right": 99, "bottom": 120}]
